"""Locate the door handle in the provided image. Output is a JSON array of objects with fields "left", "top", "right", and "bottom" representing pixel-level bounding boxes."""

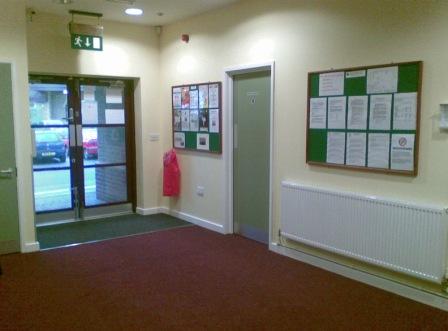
[
  {"left": 76, "top": 125, "right": 83, "bottom": 147},
  {"left": 63, "top": 108, "right": 75, "bottom": 122},
  {"left": 69, "top": 125, "right": 76, "bottom": 147},
  {"left": 0, "top": 168, "right": 14, "bottom": 178}
]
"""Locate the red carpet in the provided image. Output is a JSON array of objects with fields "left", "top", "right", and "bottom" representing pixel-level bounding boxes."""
[{"left": 0, "top": 226, "right": 447, "bottom": 330}]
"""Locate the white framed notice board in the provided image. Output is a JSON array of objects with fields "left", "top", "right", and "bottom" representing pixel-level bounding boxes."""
[
  {"left": 171, "top": 82, "right": 222, "bottom": 154},
  {"left": 306, "top": 61, "right": 422, "bottom": 176}
]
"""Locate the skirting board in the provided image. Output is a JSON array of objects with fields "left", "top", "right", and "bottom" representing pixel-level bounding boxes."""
[
  {"left": 22, "top": 241, "right": 40, "bottom": 253},
  {"left": 270, "top": 242, "right": 448, "bottom": 312},
  {"left": 136, "top": 207, "right": 226, "bottom": 234},
  {"left": 136, "top": 207, "right": 163, "bottom": 216}
]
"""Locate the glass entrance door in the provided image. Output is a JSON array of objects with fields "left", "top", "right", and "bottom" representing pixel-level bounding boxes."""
[
  {"left": 30, "top": 80, "right": 75, "bottom": 223},
  {"left": 29, "top": 76, "right": 135, "bottom": 225},
  {"left": 79, "top": 80, "right": 130, "bottom": 218}
]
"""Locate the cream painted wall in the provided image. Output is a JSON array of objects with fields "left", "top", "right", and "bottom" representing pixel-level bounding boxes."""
[
  {"left": 26, "top": 12, "right": 162, "bottom": 211},
  {"left": 159, "top": 0, "right": 448, "bottom": 235},
  {"left": 0, "top": 0, "right": 36, "bottom": 250}
]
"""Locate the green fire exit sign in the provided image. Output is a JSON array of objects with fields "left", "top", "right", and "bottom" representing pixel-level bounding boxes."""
[{"left": 71, "top": 34, "right": 103, "bottom": 51}]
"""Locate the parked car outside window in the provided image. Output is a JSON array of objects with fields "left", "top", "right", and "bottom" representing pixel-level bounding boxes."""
[
  {"left": 33, "top": 131, "right": 67, "bottom": 163},
  {"left": 83, "top": 139, "right": 98, "bottom": 159}
]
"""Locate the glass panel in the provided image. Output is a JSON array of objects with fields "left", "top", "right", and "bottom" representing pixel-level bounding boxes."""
[
  {"left": 82, "top": 127, "right": 126, "bottom": 165},
  {"left": 29, "top": 83, "right": 68, "bottom": 125},
  {"left": 32, "top": 128, "right": 69, "bottom": 169},
  {"left": 106, "top": 87, "right": 123, "bottom": 104},
  {"left": 81, "top": 85, "right": 125, "bottom": 125},
  {"left": 33, "top": 169, "right": 72, "bottom": 212},
  {"left": 84, "top": 166, "right": 127, "bottom": 206}
]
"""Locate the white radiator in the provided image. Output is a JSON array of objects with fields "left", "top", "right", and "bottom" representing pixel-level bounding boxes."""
[{"left": 280, "top": 181, "right": 448, "bottom": 283}]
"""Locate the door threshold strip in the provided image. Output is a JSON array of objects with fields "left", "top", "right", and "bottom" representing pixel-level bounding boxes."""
[{"left": 39, "top": 223, "right": 194, "bottom": 251}]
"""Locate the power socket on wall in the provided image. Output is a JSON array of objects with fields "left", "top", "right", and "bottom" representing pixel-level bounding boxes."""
[{"left": 196, "top": 186, "right": 205, "bottom": 197}]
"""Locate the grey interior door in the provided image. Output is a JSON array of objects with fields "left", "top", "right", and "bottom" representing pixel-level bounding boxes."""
[
  {"left": 233, "top": 70, "right": 271, "bottom": 244},
  {"left": 0, "top": 63, "right": 21, "bottom": 254}
]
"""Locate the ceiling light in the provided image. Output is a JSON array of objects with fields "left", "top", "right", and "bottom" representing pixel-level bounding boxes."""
[
  {"left": 125, "top": 8, "right": 143, "bottom": 16},
  {"left": 106, "top": 0, "right": 135, "bottom": 4},
  {"left": 54, "top": 0, "right": 74, "bottom": 4}
]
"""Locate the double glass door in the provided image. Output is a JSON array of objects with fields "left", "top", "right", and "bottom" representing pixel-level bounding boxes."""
[{"left": 29, "top": 76, "right": 135, "bottom": 224}]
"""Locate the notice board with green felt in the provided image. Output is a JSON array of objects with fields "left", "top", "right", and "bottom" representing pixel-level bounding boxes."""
[
  {"left": 172, "top": 82, "right": 222, "bottom": 154},
  {"left": 306, "top": 61, "right": 422, "bottom": 176}
]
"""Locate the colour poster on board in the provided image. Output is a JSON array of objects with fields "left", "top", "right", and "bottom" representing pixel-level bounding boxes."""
[{"left": 172, "top": 82, "right": 222, "bottom": 153}]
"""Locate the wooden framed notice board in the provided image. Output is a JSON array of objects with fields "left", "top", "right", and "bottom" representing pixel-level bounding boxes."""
[
  {"left": 306, "top": 61, "right": 422, "bottom": 176},
  {"left": 171, "top": 82, "right": 222, "bottom": 153}
]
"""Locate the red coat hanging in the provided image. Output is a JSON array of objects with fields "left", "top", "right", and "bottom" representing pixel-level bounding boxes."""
[{"left": 163, "top": 149, "right": 180, "bottom": 196}]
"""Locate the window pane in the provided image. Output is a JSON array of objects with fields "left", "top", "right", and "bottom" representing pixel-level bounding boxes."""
[
  {"left": 83, "top": 127, "right": 126, "bottom": 165},
  {"left": 29, "top": 83, "right": 68, "bottom": 125},
  {"left": 106, "top": 87, "right": 123, "bottom": 104},
  {"left": 33, "top": 169, "right": 72, "bottom": 212},
  {"left": 81, "top": 85, "right": 125, "bottom": 125},
  {"left": 84, "top": 166, "right": 127, "bottom": 206},
  {"left": 32, "top": 128, "right": 69, "bottom": 169}
]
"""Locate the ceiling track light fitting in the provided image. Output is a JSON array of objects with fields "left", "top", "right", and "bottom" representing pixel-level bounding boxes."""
[
  {"left": 69, "top": 10, "right": 103, "bottom": 18},
  {"left": 55, "top": 0, "right": 74, "bottom": 4},
  {"left": 105, "top": 0, "right": 136, "bottom": 4}
]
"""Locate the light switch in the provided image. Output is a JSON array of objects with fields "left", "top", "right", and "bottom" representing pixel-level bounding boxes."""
[{"left": 149, "top": 133, "right": 160, "bottom": 141}]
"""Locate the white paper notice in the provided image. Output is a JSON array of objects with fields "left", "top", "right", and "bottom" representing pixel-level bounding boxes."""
[
  {"left": 189, "top": 88, "right": 199, "bottom": 109},
  {"left": 346, "top": 132, "right": 366, "bottom": 166},
  {"left": 393, "top": 92, "right": 417, "bottom": 130},
  {"left": 367, "top": 133, "right": 390, "bottom": 169},
  {"left": 209, "top": 84, "right": 219, "bottom": 108},
  {"left": 174, "top": 132, "right": 185, "bottom": 148},
  {"left": 347, "top": 96, "right": 368, "bottom": 129},
  {"left": 173, "top": 110, "right": 181, "bottom": 131},
  {"left": 391, "top": 134, "right": 414, "bottom": 171},
  {"left": 173, "top": 92, "right": 181, "bottom": 109},
  {"left": 309, "top": 98, "right": 327, "bottom": 129},
  {"left": 367, "top": 66, "right": 398, "bottom": 94},
  {"left": 209, "top": 109, "right": 219, "bottom": 133},
  {"left": 199, "top": 85, "right": 208, "bottom": 108},
  {"left": 319, "top": 72, "right": 344, "bottom": 96},
  {"left": 181, "top": 109, "right": 190, "bottom": 131},
  {"left": 327, "top": 96, "right": 346, "bottom": 129},
  {"left": 369, "top": 94, "right": 392, "bottom": 130},
  {"left": 326, "top": 132, "right": 346, "bottom": 164},
  {"left": 197, "top": 133, "right": 210, "bottom": 151},
  {"left": 189, "top": 110, "right": 199, "bottom": 131}
]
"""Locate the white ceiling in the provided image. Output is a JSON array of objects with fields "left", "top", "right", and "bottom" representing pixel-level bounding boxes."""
[{"left": 26, "top": 0, "right": 240, "bottom": 26}]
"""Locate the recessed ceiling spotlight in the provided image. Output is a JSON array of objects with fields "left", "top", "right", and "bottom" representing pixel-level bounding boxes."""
[
  {"left": 54, "top": 0, "right": 74, "bottom": 4},
  {"left": 125, "top": 8, "right": 143, "bottom": 16}
]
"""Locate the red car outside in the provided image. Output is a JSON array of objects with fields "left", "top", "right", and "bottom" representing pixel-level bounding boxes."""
[{"left": 83, "top": 139, "right": 98, "bottom": 159}]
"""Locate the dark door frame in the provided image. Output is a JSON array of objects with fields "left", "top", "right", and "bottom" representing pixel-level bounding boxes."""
[{"left": 29, "top": 73, "right": 137, "bottom": 215}]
